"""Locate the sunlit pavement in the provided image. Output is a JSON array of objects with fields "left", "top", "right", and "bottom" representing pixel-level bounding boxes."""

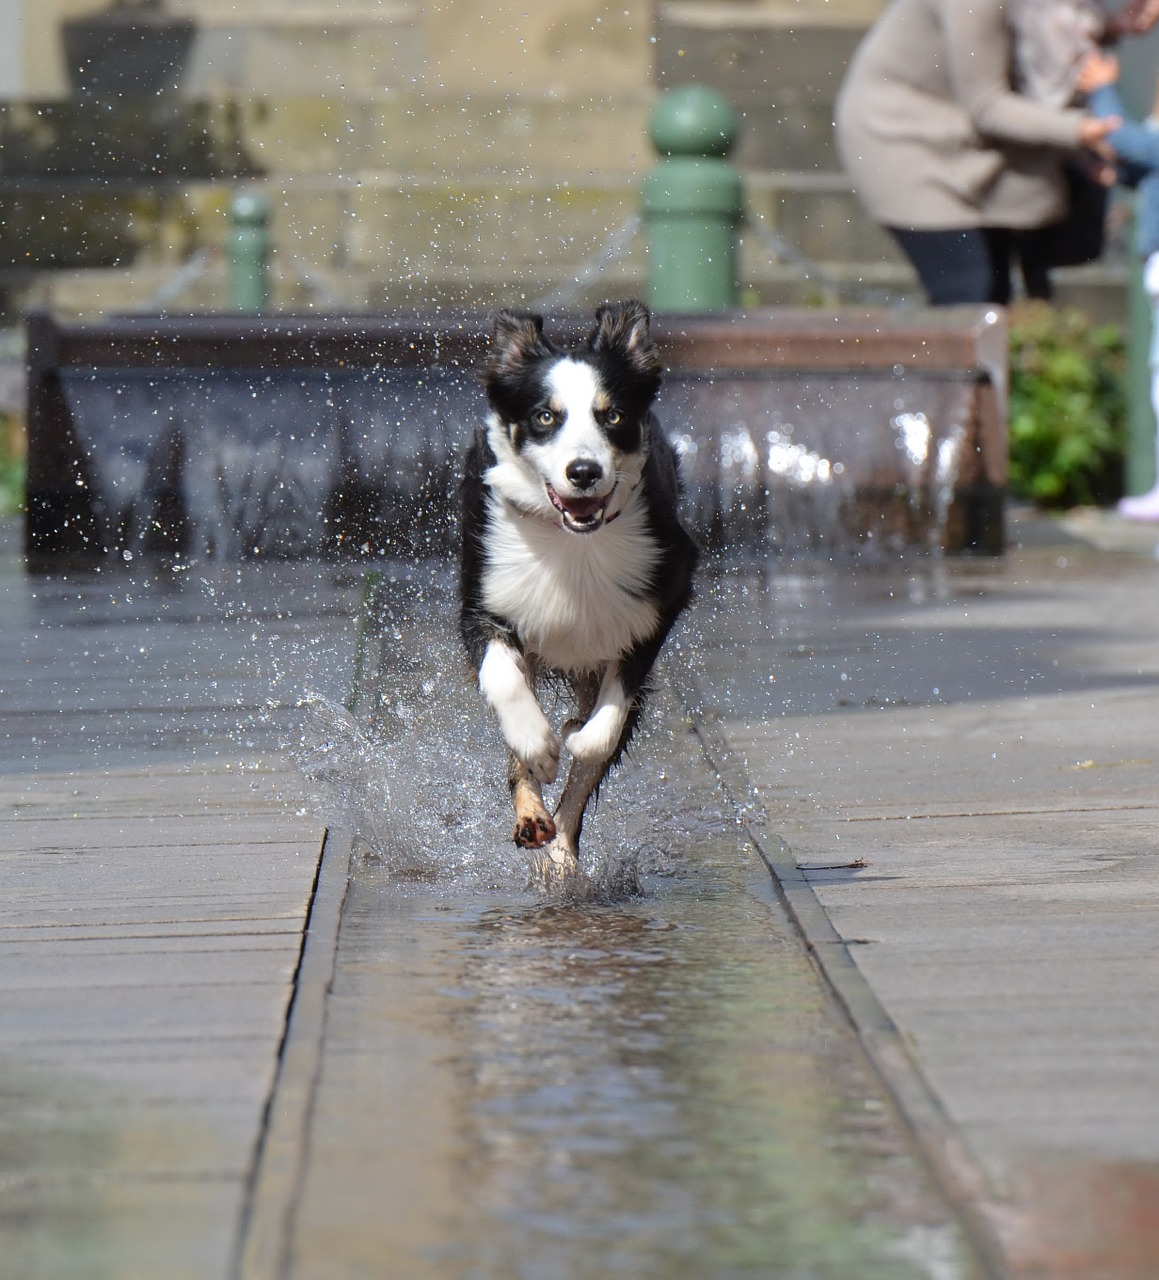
[
  {"left": 0, "top": 525, "right": 346, "bottom": 1279},
  {"left": 687, "top": 506, "right": 1159, "bottom": 1279},
  {"left": 3, "top": 508, "right": 1159, "bottom": 1278}
]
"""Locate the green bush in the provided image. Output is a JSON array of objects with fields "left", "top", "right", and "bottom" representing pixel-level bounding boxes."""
[
  {"left": 0, "top": 413, "right": 23, "bottom": 517},
  {"left": 1007, "top": 302, "right": 1128, "bottom": 508}
]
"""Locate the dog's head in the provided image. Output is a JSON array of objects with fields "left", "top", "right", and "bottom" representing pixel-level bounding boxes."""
[{"left": 481, "top": 300, "right": 662, "bottom": 534}]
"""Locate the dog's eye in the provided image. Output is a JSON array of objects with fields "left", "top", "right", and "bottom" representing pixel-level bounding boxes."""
[
  {"left": 533, "top": 409, "right": 556, "bottom": 429},
  {"left": 605, "top": 408, "right": 623, "bottom": 427}
]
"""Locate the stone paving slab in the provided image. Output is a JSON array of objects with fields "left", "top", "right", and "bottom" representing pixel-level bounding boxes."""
[
  {"left": 0, "top": 522, "right": 345, "bottom": 1279},
  {"left": 698, "top": 522, "right": 1159, "bottom": 1278},
  {"left": 0, "top": 762, "right": 324, "bottom": 1278},
  {"left": 2, "top": 1182, "right": 243, "bottom": 1280}
]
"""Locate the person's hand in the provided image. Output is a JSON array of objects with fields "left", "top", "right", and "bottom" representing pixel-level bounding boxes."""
[
  {"left": 1076, "top": 50, "right": 1119, "bottom": 95},
  {"left": 1078, "top": 114, "right": 1123, "bottom": 173},
  {"left": 1085, "top": 155, "right": 1120, "bottom": 187},
  {"left": 1112, "top": 0, "right": 1159, "bottom": 33}
]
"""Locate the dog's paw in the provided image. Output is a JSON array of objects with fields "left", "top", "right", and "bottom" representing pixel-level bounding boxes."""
[
  {"left": 564, "top": 688, "right": 629, "bottom": 764},
  {"left": 513, "top": 810, "right": 556, "bottom": 849},
  {"left": 512, "top": 718, "right": 561, "bottom": 784},
  {"left": 564, "top": 715, "right": 619, "bottom": 764}
]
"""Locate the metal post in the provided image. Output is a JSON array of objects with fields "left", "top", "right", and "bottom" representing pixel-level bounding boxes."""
[
  {"left": 642, "top": 86, "right": 742, "bottom": 312},
  {"left": 228, "top": 191, "right": 270, "bottom": 313}
]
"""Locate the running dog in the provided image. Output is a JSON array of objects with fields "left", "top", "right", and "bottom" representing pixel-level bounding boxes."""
[{"left": 459, "top": 300, "right": 698, "bottom": 873}]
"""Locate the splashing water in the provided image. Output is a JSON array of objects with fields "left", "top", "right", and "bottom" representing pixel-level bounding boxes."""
[
  {"left": 283, "top": 566, "right": 695, "bottom": 904},
  {"left": 293, "top": 691, "right": 520, "bottom": 885},
  {"left": 292, "top": 690, "right": 686, "bottom": 904}
]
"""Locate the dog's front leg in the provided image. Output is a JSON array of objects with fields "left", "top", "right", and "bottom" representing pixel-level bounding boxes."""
[
  {"left": 547, "top": 669, "right": 630, "bottom": 861},
  {"left": 563, "top": 667, "right": 630, "bottom": 765},
  {"left": 509, "top": 754, "right": 556, "bottom": 849},
  {"left": 478, "top": 640, "right": 560, "bottom": 780},
  {"left": 551, "top": 757, "right": 605, "bottom": 861},
  {"left": 478, "top": 639, "right": 560, "bottom": 848}
]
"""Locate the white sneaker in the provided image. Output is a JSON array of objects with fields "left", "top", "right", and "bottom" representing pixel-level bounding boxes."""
[{"left": 1118, "top": 486, "right": 1159, "bottom": 521}]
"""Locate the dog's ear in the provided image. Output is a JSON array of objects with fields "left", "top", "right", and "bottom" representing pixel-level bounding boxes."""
[
  {"left": 485, "top": 310, "right": 551, "bottom": 380},
  {"left": 589, "top": 300, "right": 661, "bottom": 378}
]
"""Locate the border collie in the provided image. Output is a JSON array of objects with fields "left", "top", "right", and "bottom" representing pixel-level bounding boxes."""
[{"left": 459, "top": 300, "right": 698, "bottom": 875}]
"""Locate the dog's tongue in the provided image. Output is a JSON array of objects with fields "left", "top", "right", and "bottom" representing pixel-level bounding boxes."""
[
  {"left": 545, "top": 482, "right": 618, "bottom": 532},
  {"left": 561, "top": 495, "right": 603, "bottom": 519}
]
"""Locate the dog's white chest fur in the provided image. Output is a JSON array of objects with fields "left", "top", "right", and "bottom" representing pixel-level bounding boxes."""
[{"left": 481, "top": 495, "right": 660, "bottom": 674}]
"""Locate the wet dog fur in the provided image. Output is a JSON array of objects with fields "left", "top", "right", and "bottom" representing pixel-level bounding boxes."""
[{"left": 459, "top": 300, "right": 698, "bottom": 872}]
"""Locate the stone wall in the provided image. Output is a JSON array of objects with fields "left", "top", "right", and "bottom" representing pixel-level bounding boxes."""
[
  {"left": 9, "top": 0, "right": 1132, "bottom": 319},
  {"left": 22, "top": 0, "right": 665, "bottom": 314}
]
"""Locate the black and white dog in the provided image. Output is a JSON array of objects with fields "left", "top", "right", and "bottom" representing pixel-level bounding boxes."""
[{"left": 459, "top": 300, "right": 698, "bottom": 872}]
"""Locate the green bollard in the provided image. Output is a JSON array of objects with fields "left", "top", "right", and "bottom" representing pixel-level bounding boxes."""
[
  {"left": 227, "top": 191, "right": 270, "bottom": 312},
  {"left": 642, "top": 86, "right": 742, "bottom": 312}
]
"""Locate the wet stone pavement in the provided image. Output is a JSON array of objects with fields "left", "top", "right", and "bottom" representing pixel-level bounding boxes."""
[
  {"left": 0, "top": 535, "right": 355, "bottom": 1278},
  {"left": 4, "top": 509, "right": 1159, "bottom": 1277},
  {"left": 688, "top": 510, "right": 1159, "bottom": 1280},
  {"left": 1, "top": 514, "right": 981, "bottom": 1280}
]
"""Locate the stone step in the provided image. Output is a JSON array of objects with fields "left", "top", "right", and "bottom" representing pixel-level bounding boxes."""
[
  {"left": 25, "top": 165, "right": 1132, "bottom": 321},
  {"left": 34, "top": 235, "right": 1130, "bottom": 324}
]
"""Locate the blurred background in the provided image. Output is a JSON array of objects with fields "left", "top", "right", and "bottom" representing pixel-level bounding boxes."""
[
  {"left": 4, "top": 0, "right": 1153, "bottom": 322},
  {"left": 5, "top": 0, "right": 1159, "bottom": 519}
]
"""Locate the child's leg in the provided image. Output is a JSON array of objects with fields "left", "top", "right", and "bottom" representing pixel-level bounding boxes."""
[{"left": 1149, "top": 253, "right": 1159, "bottom": 439}]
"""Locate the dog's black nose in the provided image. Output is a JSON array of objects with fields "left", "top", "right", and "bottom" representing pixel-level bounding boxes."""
[{"left": 566, "top": 459, "right": 603, "bottom": 490}]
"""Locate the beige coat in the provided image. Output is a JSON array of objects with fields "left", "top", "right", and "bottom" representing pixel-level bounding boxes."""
[{"left": 835, "top": 0, "right": 1089, "bottom": 231}]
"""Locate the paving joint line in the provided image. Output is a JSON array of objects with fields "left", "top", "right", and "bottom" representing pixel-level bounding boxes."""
[
  {"left": 231, "top": 826, "right": 353, "bottom": 1280},
  {"left": 670, "top": 663, "right": 1014, "bottom": 1280},
  {"left": 834, "top": 802, "right": 1159, "bottom": 822}
]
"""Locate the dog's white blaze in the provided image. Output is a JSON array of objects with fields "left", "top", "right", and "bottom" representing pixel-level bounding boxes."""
[
  {"left": 481, "top": 492, "right": 660, "bottom": 674},
  {"left": 532, "top": 359, "right": 616, "bottom": 495},
  {"left": 477, "top": 639, "right": 560, "bottom": 781}
]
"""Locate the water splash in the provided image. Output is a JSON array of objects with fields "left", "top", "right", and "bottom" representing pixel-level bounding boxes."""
[
  {"left": 293, "top": 689, "right": 685, "bottom": 903},
  {"left": 282, "top": 566, "right": 693, "bottom": 903},
  {"left": 292, "top": 691, "right": 523, "bottom": 887}
]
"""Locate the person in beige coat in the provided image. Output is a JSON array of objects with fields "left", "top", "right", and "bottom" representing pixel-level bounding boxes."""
[{"left": 834, "top": 0, "right": 1143, "bottom": 304}]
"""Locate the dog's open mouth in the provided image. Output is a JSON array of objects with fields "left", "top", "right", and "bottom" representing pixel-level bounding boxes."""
[{"left": 547, "top": 484, "right": 613, "bottom": 534}]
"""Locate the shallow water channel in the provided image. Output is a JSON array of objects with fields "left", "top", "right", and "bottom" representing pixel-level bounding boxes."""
[
  {"left": 290, "top": 849, "right": 974, "bottom": 1279},
  {"left": 280, "top": 557, "right": 983, "bottom": 1279}
]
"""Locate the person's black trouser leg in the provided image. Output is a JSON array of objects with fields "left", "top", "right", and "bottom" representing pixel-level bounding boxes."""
[{"left": 888, "top": 226, "right": 1013, "bottom": 305}]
